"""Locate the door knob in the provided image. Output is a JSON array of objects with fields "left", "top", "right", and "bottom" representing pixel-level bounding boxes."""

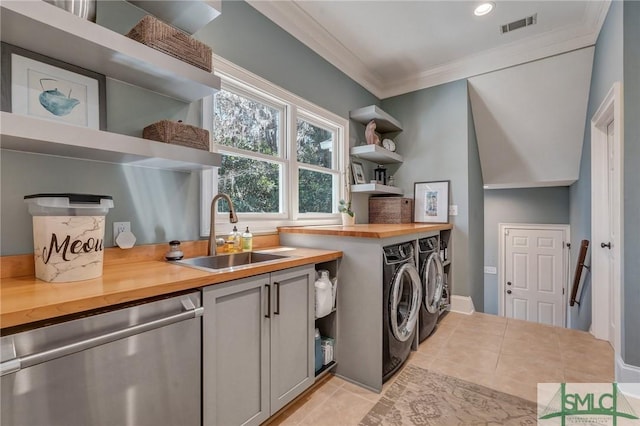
[
  {"left": 506, "top": 289, "right": 512, "bottom": 294},
  {"left": 601, "top": 242, "right": 612, "bottom": 249},
  {"left": 507, "top": 281, "right": 512, "bottom": 286}
]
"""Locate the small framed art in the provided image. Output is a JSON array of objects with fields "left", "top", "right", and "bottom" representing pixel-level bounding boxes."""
[
  {"left": 414, "top": 180, "right": 450, "bottom": 223},
  {"left": 1, "top": 42, "right": 106, "bottom": 130},
  {"left": 351, "top": 161, "right": 366, "bottom": 184}
]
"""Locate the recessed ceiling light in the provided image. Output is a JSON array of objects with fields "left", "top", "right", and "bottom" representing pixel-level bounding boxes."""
[{"left": 474, "top": 2, "right": 495, "bottom": 16}]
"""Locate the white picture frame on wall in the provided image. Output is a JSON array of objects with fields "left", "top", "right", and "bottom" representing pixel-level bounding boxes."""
[
  {"left": 1, "top": 42, "right": 106, "bottom": 130},
  {"left": 414, "top": 180, "right": 450, "bottom": 223}
]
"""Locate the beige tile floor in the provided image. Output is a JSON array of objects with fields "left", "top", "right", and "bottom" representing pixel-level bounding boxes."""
[{"left": 269, "top": 311, "right": 614, "bottom": 426}]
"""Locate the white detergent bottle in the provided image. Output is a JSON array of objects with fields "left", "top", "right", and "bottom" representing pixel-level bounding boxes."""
[{"left": 315, "top": 270, "right": 333, "bottom": 318}]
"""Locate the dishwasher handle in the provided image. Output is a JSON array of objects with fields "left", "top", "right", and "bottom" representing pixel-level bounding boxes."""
[{"left": 0, "top": 296, "right": 203, "bottom": 377}]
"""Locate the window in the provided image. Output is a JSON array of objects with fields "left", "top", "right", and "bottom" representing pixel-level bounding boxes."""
[
  {"left": 201, "top": 57, "right": 348, "bottom": 236},
  {"left": 296, "top": 115, "right": 339, "bottom": 215},
  {"left": 213, "top": 86, "right": 285, "bottom": 216}
]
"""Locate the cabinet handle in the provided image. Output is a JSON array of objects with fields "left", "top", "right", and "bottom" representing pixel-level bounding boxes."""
[
  {"left": 274, "top": 282, "right": 280, "bottom": 315},
  {"left": 0, "top": 296, "right": 203, "bottom": 376},
  {"left": 265, "top": 284, "right": 271, "bottom": 318}
]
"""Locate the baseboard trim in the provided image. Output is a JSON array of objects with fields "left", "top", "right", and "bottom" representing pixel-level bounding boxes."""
[
  {"left": 616, "top": 354, "right": 640, "bottom": 393},
  {"left": 450, "top": 295, "right": 475, "bottom": 315}
]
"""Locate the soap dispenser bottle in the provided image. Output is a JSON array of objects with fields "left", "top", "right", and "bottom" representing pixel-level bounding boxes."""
[
  {"left": 227, "top": 226, "right": 240, "bottom": 253},
  {"left": 242, "top": 226, "right": 253, "bottom": 251}
]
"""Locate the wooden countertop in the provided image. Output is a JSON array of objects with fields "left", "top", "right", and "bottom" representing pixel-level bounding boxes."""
[
  {"left": 278, "top": 223, "right": 453, "bottom": 239},
  {"left": 0, "top": 246, "right": 341, "bottom": 330}
]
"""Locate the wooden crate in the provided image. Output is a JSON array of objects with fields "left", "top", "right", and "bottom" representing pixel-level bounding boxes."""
[
  {"left": 126, "top": 15, "right": 212, "bottom": 72},
  {"left": 369, "top": 197, "right": 413, "bottom": 224},
  {"left": 142, "top": 120, "right": 210, "bottom": 150}
]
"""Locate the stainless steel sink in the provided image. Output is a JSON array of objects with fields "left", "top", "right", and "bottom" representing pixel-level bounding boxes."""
[{"left": 173, "top": 252, "right": 289, "bottom": 272}]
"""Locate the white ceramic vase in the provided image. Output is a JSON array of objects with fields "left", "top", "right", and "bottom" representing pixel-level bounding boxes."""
[{"left": 341, "top": 212, "right": 355, "bottom": 226}]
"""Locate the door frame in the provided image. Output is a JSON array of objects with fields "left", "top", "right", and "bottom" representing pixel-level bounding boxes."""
[
  {"left": 590, "top": 81, "right": 623, "bottom": 354},
  {"left": 498, "top": 223, "right": 570, "bottom": 326}
]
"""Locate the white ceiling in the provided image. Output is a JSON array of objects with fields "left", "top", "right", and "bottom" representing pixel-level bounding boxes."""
[{"left": 248, "top": 0, "right": 611, "bottom": 99}]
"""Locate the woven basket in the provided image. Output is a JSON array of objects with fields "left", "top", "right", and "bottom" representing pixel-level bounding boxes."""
[
  {"left": 369, "top": 197, "right": 413, "bottom": 224},
  {"left": 143, "top": 120, "right": 210, "bottom": 151},
  {"left": 126, "top": 15, "right": 212, "bottom": 72}
]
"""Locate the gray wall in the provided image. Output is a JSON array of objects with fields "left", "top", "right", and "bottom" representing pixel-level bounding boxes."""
[
  {"left": 483, "top": 188, "right": 570, "bottom": 315},
  {"left": 196, "top": 1, "right": 378, "bottom": 119},
  {"left": 381, "top": 81, "right": 482, "bottom": 308},
  {"left": 569, "top": 0, "right": 623, "bottom": 332},
  {"left": 1, "top": 0, "right": 378, "bottom": 255},
  {"left": 1, "top": 151, "right": 201, "bottom": 254},
  {"left": 623, "top": 0, "right": 640, "bottom": 367},
  {"left": 467, "top": 95, "right": 485, "bottom": 311}
]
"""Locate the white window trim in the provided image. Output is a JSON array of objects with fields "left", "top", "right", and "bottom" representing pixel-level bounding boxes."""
[{"left": 200, "top": 55, "right": 349, "bottom": 238}]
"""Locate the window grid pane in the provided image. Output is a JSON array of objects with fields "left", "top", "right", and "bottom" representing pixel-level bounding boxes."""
[
  {"left": 218, "top": 154, "right": 281, "bottom": 213},
  {"left": 298, "top": 168, "right": 334, "bottom": 214},
  {"left": 296, "top": 118, "right": 334, "bottom": 169},
  {"left": 213, "top": 89, "right": 281, "bottom": 157}
]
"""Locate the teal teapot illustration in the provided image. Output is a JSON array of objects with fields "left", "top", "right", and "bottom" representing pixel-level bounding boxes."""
[{"left": 39, "top": 78, "right": 80, "bottom": 117}]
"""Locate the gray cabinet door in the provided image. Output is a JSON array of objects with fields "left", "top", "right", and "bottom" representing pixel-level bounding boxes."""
[
  {"left": 202, "top": 274, "right": 270, "bottom": 426},
  {"left": 269, "top": 266, "right": 315, "bottom": 413}
]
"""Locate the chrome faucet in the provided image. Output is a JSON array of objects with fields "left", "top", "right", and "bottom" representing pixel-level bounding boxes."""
[{"left": 208, "top": 193, "right": 238, "bottom": 256}]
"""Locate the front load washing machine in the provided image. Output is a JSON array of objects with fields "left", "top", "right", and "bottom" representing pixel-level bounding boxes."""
[
  {"left": 382, "top": 241, "right": 421, "bottom": 382},
  {"left": 418, "top": 236, "right": 444, "bottom": 342}
]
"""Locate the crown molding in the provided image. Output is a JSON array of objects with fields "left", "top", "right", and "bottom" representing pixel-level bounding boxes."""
[
  {"left": 247, "top": 0, "right": 385, "bottom": 98},
  {"left": 248, "top": 0, "right": 611, "bottom": 100}
]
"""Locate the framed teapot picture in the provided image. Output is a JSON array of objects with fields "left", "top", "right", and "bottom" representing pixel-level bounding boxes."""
[{"left": 1, "top": 42, "right": 106, "bottom": 130}]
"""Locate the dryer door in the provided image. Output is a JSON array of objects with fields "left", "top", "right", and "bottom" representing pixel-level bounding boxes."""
[
  {"left": 423, "top": 252, "right": 444, "bottom": 314},
  {"left": 390, "top": 263, "right": 422, "bottom": 342}
]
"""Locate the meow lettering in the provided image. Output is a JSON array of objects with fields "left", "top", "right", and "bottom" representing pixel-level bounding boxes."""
[{"left": 42, "top": 233, "right": 104, "bottom": 264}]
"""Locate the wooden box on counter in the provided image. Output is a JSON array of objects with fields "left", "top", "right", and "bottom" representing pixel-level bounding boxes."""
[{"left": 369, "top": 197, "right": 413, "bottom": 224}]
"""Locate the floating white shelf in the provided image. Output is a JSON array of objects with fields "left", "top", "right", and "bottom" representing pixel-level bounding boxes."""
[
  {"left": 349, "top": 105, "right": 403, "bottom": 133},
  {"left": 351, "top": 183, "right": 403, "bottom": 195},
  {"left": 1, "top": 1, "right": 220, "bottom": 102},
  {"left": 0, "top": 113, "right": 221, "bottom": 171},
  {"left": 127, "top": 0, "right": 221, "bottom": 35},
  {"left": 350, "top": 145, "right": 403, "bottom": 164}
]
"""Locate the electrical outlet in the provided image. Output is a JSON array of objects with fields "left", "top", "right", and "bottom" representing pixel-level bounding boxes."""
[
  {"left": 113, "top": 222, "right": 131, "bottom": 246},
  {"left": 449, "top": 205, "right": 458, "bottom": 216},
  {"left": 484, "top": 266, "right": 497, "bottom": 274}
]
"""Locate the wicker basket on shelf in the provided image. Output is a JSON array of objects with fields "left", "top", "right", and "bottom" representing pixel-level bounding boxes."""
[
  {"left": 142, "top": 120, "right": 210, "bottom": 151},
  {"left": 369, "top": 197, "right": 413, "bottom": 224},
  {"left": 126, "top": 15, "right": 212, "bottom": 72}
]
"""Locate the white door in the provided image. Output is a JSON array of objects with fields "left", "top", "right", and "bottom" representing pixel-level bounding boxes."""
[
  {"left": 591, "top": 81, "right": 622, "bottom": 353},
  {"left": 503, "top": 226, "right": 567, "bottom": 326},
  {"left": 606, "top": 122, "right": 618, "bottom": 349}
]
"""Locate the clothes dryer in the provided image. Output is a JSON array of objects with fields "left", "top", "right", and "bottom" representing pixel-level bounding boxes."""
[
  {"left": 418, "top": 236, "right": 444, "bottom": 342},
  {"left": 382, "top": 242, "right": 421, "bottom": 382}
]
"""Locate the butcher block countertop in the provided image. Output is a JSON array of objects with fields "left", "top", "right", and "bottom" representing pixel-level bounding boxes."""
[
  {"left": 278, "top": 223, "right": 453, "bottom": 239},
  {"left": 0, "top": 241, "right": 341, "bottom": 330}
]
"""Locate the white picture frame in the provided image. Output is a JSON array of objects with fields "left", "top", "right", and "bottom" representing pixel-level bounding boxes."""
[
  {"left": 351, "top": 161, "right": 366, "bottom": 184},
  {"left": 1, "top": 42, "right": 106, "bottom": 130},
  {"left": 414, "top": 180, "right": 450, "bottom": 223}
]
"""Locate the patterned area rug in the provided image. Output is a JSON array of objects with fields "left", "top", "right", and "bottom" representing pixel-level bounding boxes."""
[{"left": 359, "top": 365, "right": 537, "bottom": 426}]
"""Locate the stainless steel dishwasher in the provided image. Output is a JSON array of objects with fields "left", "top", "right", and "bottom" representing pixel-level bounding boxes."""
[{"left": 0, "top": 291, "right": 203, "bottom": 426}]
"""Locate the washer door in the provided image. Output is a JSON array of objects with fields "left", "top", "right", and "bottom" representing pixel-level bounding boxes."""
[
  {"left": 422, "top": 252, "right": 444, "bottom": 314},
  {"left": 390, "top": 263, "right": 422, "bottom": 342}
]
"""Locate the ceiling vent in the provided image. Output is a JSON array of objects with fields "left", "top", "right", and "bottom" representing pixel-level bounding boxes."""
[{"left": 500, "top": 14, "right": 537, "bottom": 34}]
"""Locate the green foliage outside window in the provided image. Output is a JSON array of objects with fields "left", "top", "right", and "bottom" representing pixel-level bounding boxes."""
[
  {"left": 298, "top": 169, "right": 332, "bottom": 213},
  {"left": 214, "top": 88, "right": 337, "bottom": 215}
]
